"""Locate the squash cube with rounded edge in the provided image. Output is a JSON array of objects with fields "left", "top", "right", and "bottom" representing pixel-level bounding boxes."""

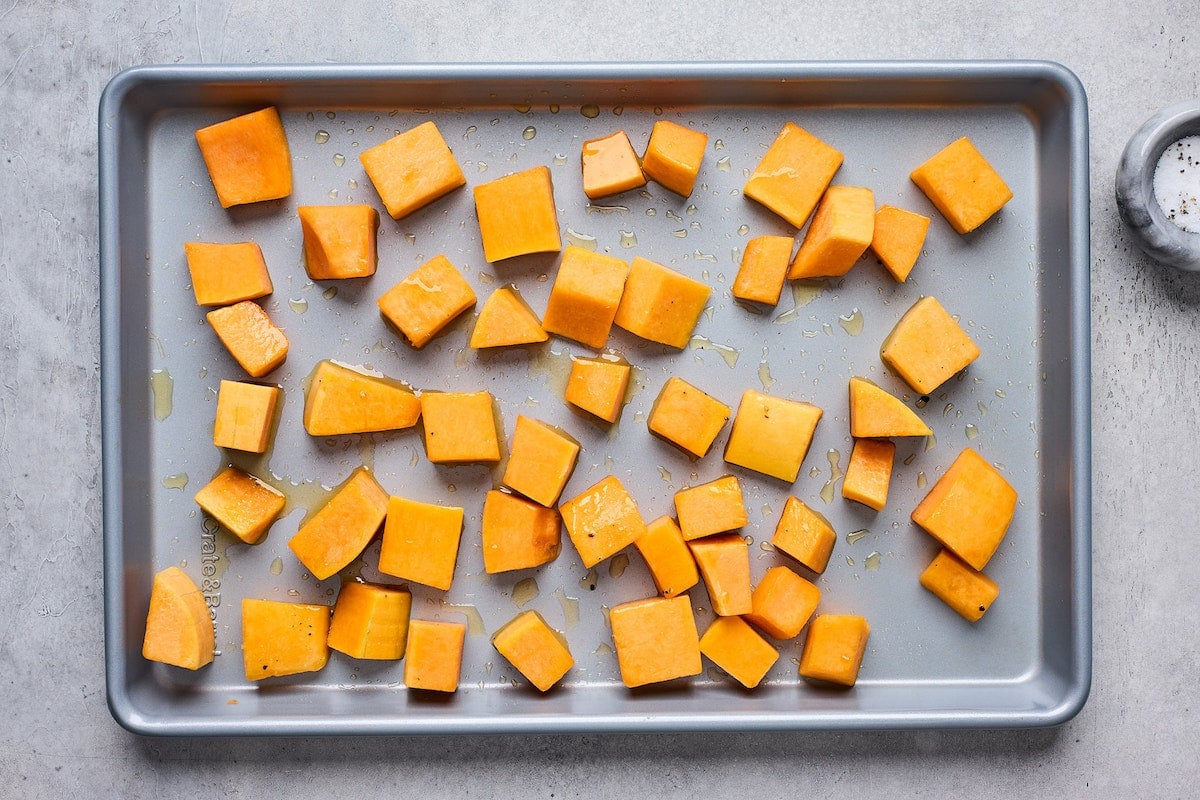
[
  {"left": 798, "top": 614, "right": 870, "bottom": 687},
  {"left": 404, "top": 619, "right": 466, "bottom": 692},
  {"left": 787, "top": 185, "right": 875, "bottom": 280},
  {"left": 184, "top": 241, "right": 273, "bottom": 307},
  {"left": 641, "top": 120, "right": 708, "bottom": 197},
  {"left": 287, "top": 468, "right": 388, "bottom": 581},
  {"left": 419, "top": 391, "right": 502, "bottom": 465},
  {"left": 871, "top": 204, "right": 930, "bottom": 282},
  {"left": 377, "top": 254, "right": 476, "bottom": 350},
  {"left": 609, "top": 595, "right": 702, "bottom": 688},
  {"left": 378, "top": 495, "right": 465, "bottom": 591},
  {"left": 688, "top": 533, "right": 752, "bottom": 616},
  {"left": 481, "top": 490, "right": 562, "bottom": 574},
  {"left": 633, "top": 516, "right": 700, "bottom": 598},
  {"left": 848, "top": 376, "right": 931, "bottom": 438},
  {"left": 142, "top": 566, "right": 215, "bottom": 670},
  {"left": 647, "top": 376, "right": 731, "bottom": 459},
  {"left": 581, "top": 130, "right": 646, "bottom": 199},
  {"left": 327, "top": 581, "right": 412, "bottom": 660},
  {"left": 470, "top": 286, "right": 548, "bottom": 349},
  {"left": 674, "top": 475, "right": 747, "bottom": 541},
  {"left": 193, "top": 466, "right": 285, "bottom": 545},
  {"left": 699, "top": 615, "right": 779, "bottom": 689},
  {"left": 302, "top": 360, "right": 421, "bottom": 437},
  {"left": 919, "top": 548, "right": 1000, "bottom": 622},
  {"left": 542, "top": 247, "right": 629, "bottom": 349},
  {"left": 564, "top": 355, "right": 631, "bottom": 423},
  {"left": 771, "top": 496, "right": 836, "bottom": 574},
  {"left": 724, "top": 389, "right": 822, "bottom": 483},
  {"left": 910, "top": 136, "right": 1012, "bottom": 234},
  {"left": 560, "top": 475, "right": 646, "bottom": 569},
  {"left": 880, "top": 296, "right": 981, "bottom": 395},
  {"left": 360, "top": 120, "right": 466, "bottom": 220},
  {"left": 502, "top": 416, "right": 580, "bottom": 507},
  {"left": 743, "top": 122, "right": 842, "bottom": 228},
  {"left": 474, "top": 166, "right": 561, "bottom": 262},
  {"left": 743, "top": 565, "right": 821, "bottom": 640},
  {"left": 613, "top": 257, "right": 710, "bottom": 349},
  {"left": 492, "top": 610, "right": 574, "bottom": 692},
  {"left": 732, "top": 235, "right": 793, "bottom": 306},
  {"left": 206, "top": 300, "right": 289, "bottom": 378},
  {"left": 298, "top": 204, "right": 379, "bottom": 280},
  {"left": 213, "top": 380, "right": 280, "bottom": 454},
  {"left": 194, "top": 107, "right": 291, "bottom": 208},
  {"left": 911, "top": 447, "right": 1017, "bottom": 570}
]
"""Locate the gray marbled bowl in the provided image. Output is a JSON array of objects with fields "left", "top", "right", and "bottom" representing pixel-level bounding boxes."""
[{"left": 1116, "top": 100, "right": 1200, "bottom": 270}]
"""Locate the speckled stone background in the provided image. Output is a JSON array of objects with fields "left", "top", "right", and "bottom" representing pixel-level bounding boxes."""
[{"left": 2, "top": 1, "right": 1199, "bottom": 797}]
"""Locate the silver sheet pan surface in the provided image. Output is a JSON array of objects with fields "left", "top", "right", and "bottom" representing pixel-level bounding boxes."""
[{"left": 100, "top": 62, "right": 1091, "bottom": 735}]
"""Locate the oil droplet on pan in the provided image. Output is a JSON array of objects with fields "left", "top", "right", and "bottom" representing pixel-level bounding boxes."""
[
  {"left": 150, "top": 369, "right": 173, "bottom": 421},
  {"left": 332, "top": 153, "right": 345, "bottom": 167},
  {"left": 162, "top": 473, "right": 188, "bottom": 490},
  {"left": 512, "top": 577, "right": 539, "bottom": 607},
  {"left": 269, "top": 557, "right": 283, "bottom": 576},
  {"left": 522, "top": 126, "right": 536, "bottom": 140},
  {"left": 314, "top": 130, "right": 330, "bottom": 144},
  {"left": 289, "top": 298, "right": 308, "bottom": 314},
  {"left": 580, "top": 104, "right": 600, "bottom": 119},
  {"left": 608, "top": 553, "right": 629, "bottom": 579}
]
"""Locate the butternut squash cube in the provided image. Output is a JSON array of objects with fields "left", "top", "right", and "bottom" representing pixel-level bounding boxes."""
[
  {"left": 871, "top": 204, "right": 930, "bottom": 282},
  {"left": 647, "top": 376, "right": 731, "bottom": 458},
  {"left": 609, "top": 595, "right": 702, "bottom": 687},
  {"left": 633, "top": 516, "right": 700, "bottom": 598},
  {"left": 141, "top": 566, "right": 214, "bottom": 670},
  {"left": 491, "top": 610, "right": 574, "bottom": 692},
  {"left": 377, "top": 254, "right": 477, "bottom": 349},
  {"left": 480, "top": 489, "right": 562, "bottom": 574},
  {"left": 881, "top": 296, "right": 981, "bottom": 395},
  {"left": 502, "top": 416, "right": 580, "bottom": 507},
  {"left": 641, "top": 120, "right": 708, "bottom": 197},
  {"left": 688, "top": 534, "right": 753, "bottom": 616},
  {"left": 542, "top": 247, "right": 629, "bottom": 349},
  {"left": 184, "top": 241, "right": 273, "bottom": 307},
  {"left": 787, "top": 185, "right": 875, "bottom": 280},
  {"left": 564, "top": 355, "right": 631, "bottom": 423},
  {"left": 378, "top": 495, "right": 465, "bottom": 591},
  {"left": 674, "top": 475, "right": 748, "bottom": 541},
  {"left": 302, "top": 360, "right": 421, "bottom": 437},
  {"left": 848, "top": 376, "right": 931, "bottom": 438},
  {"left": 241, "top": 598, "right": 330, "bottom": 680},
  {"left": 469, "top": 285, "right": 548, "bottom": 349},
  {"left": 193, "top": 466, "right": 285, "bottom": 545},
  {"left": 581, "top": 130, "right": 646, "bottom": 199},
  {"left": 699, "top": 615, "right": 779, "bottom": 689},
  {"left": 724, "top": 389, "right": 822, "bottom": 482},
  {"left": 403, "top": 619, "right": 466, "bottom": 692},
  {"left": 771, "top": 496, "right": 836, "bottom": 574},
  {"left": 327, "top": 581, "right": 412, "bottom": 660},
  {"left": 212, "top": 379, "right": 280, "bottom": 454},
  {"left": 842, "top": 437, "right": 896, "bottom": 512},
  {"left": 359, "top": 120, "right": 466, "bottom": 220},
  {"left": 287, "top": 468, "right": 389, "bottom": 580},
  {"left": 732, "top": 235, "right": 793, "bottom": 306},
  {"left": 297, "top": 204, "right": 379, "bottom": 280},
  {"left": 919, "top": 548, "right": 1000, "bottom": 622},
  {"left": 743, "top": 122, "right": 843, "bottom": 228},
  {"left": 743, "top": 565, "right": 821, "bottom": 640},
  {"left": 911, "top": 447, "right": 1017, "bottom": 570},
  {"left": 613, "top": 257, "right": 711, "bottom": 349},
  {"left": 798, "top": 614, "right": 870, "bottom": 687},
  {"left": 910, "top": 136, "right": 1013, "bottom": 234},
  {"left": 419, "top": 391, "right": 502, "bottom": 464},
  {"left": 560, "top": 475, "right": 646, "bottom": 569},
  {"left": 206, "top": 300, "right": 289, "bottom": 378},
  {"left": 194, "top": 107, "right": 291, "bottom": 208},
  {"left": 474, "top": 165, "right": 561, "bottom": 262}
]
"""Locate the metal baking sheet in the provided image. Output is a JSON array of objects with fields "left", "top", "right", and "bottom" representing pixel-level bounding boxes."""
[{"left": 100, "top": 62, "right": 1091, "bottom": 735}]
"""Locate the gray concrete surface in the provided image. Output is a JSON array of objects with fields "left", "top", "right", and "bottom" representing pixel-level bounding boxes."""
[{"left": 2, "top": 0, "right": 1198, "bottom": 797}]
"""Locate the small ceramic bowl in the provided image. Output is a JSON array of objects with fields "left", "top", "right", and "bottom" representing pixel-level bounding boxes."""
[{"left": 1116, "top": 100, "right": 1200, "bottom": 270}]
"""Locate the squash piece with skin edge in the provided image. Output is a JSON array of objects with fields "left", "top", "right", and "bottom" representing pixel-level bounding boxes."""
[
  {"left": 303, "top": 360, "right": 420, "bottom": 437},
  {"left": 480, "top": 490, "right": 562, "bottom": 574},
  {"left": 641, "top": 120, "right": 708, "bottom": 197},
  {"left": 613, "top": 256, "right": 711, "bottom": 349},
  {"left": 911, "top": 447, "right": 1017, "bottom": 570},
  {"left": 194, "top": 107, "right": 291, "bottom": 208},
  {"left": 469, "top": 286, "right": 548, "bottom": 349},
  {"left": 581, "top": 130, "right": 646, "bottom": 199},
  {"left": 378, "top": 496, "right": 465, "bottom": 591},
  {"left": 910, "top": 136, "right": 1013, "bottom": 234},
  {"left": 287, "top": 468, "right": 389, "bottom": 581},
  {"left": 743, "top": 122, "right": 843, "bottom": 228},
  {"left": 206, "top": 300, "right": 289, "bottom": 378},
  {"left": 184, "top": 241, "right": 273, "bottom": 307},
  {"left": 688, "top": 533, "right": 753, "bottom": 616},
  {"left": 241, "top": 598, "right": 330, "bottom": 681},
  {"left": 880, "top": 296, "right": 981, "bottom": 395},
  {"left": 542, "top": 247, "right": 630, "bottom": 350},
  {"left": 560, "top": 475, "right": 646, "bottom": 569},
  {"left": 359, "top": 120, "right": 466, "bottom": 220},
  {"left": 647, "top": 376, "right": 731, "bottom": 459},
  {"left": 142, "top": 566, "right": 215, "bottom": 670},
  {"left": 633, "top": 516, "right": 700, "bottom": 598},
  {"left": 473, "top": 166, "right": 561, "bottom": 262},
  {"left": 404, "top": 619, "right": 466, "bottom": 692},
  {"left": 674, "top": 475, "right": 748, "bottom": 541},
  {"left": 377, "top": 254, "right": 477, "bottom": 350},
  {"left": 870, "top": 205, "right": 930, "bottom": 282},
  {"left": 798, "top": 614, "right": 870, "bottom": 687},
  {"left": 743, "top": 565, "right": 821, "bottom": 640},
  {"left": 501, "top": 416, "right": 580, "bottom": 507},
  {"left": 848, "top": 376, "right": 931, "bottom": 438},
  {"left": 327, "top": 582, "right": 412, "bottom": 660},
  {"left": 771, "top": 496, "right": 837, "bottom": 574},
  {"left": 787, "top": 185, "right": 876, "bottom": 280},
  {"left": 193, "top": 466, "right": 285, "bottom": 545},
  {"left": 298, "top": 205, "right": 379, "bottom": 280},
  {"left": 492, "top": 610, "right": 575, "bottom": 692},
  {"left": 609, "top": 595, "right": 702, "bottom": 688},
  {"left": 842, "top": 437, "right": 896, "bottom": 512},
  {"left": 699, "top": 615, "right": 779, "bottom": 689}
]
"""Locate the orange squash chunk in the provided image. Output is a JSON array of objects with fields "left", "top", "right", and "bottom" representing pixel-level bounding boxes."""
[
  {"left": 633, "top": 516, "right": 700, "bottom": 598},
  {"left": 212, "top": 380, "right": 280, "bottom": 454},
  {"left": 842, "top": 437, "right": 896, "bottom": 512},
  {"left": 911, "top": 447, "right": 1017, "bottom": 570},
  {"left": 327, "top": 581, "right": 412, "bottom": 660},
  {"left": 743, "top": 122, "right": 843, "bottom": 228},
  {"left": 302, "top": 360, "right": 421, "bottom": 437},
  {"left": 404, "top": 619, "right": 466, "bottom": 692},
  {"left": 771, "top": 496, "right": 836, "bottom": 574},
  {"left": 743, "top": 565, "right": 821, "bottom": 640},
  {"left": 919, "top": 548, "right": 1000, "bottom": 622},
  {"left": 799, "top": 615, "right": 870, "bottom": 687},
  {"left": 560, "top": 475, "right": 646, "bottom": 569},
  {"left": 378, "top": 495, "right": 465, "bottom": 591},
  {"left": 848, "top": 376, "right": 931, "bottom": 438},
  {"left": 480, "top": 489, "right": 562, "bottom": 574},
  {"left": 647, "top": 376, "right": 730, "bottom": 458},
  {"left": 184, "top": 241, "right": 273, "bottom": 307},
  {"left": 193, "top": 466, "right": 285, "bottom": 544},
  {"left": 297, "top": 204, "right": 379, "bottom": 280},
  {"left": 194, "top": 107, "right": 291, "bottom": 208},
  {"left": 287, "top": 468, "right": 388, "bottom": 581},
  {"left": 469, "top": 285, "right": 548, "bottom": 349},
  {"left": 206, "top": 300, "right": 289, "bottom": 378},
  {"left": 910, "top": 136, "right": 1013, "bottom": 234},
  {"left": 419, "top": 391, "right": 501, "bottom": 464},
  {"left": 732, "top": 235, "right": 793, "bottom": 306},
  {"left": 688, "top": 534, "right": 752, "bottom": 616},
  {"left": 502, "top": 415, "right": 580, "bottom": 507},
  {"left": 492, "top": 610, "right": 574, "bottom": 692},
  {"left": 359, "top": 120, "right": 466, "bottom": 220},
  {"left": 699, "top": 615, "right": 779, "bottom": 689},
  {"left": 674, "top": 475, "right": 747, "bottom": 541},
  {"left": 724, "top": 389, "right": 822, "bottom": 482},
  {"left": 542, "top": 247, "right": 629, "bottom": 349},
  {"left": 871, "top": 205, "right": 930, "bottom": 282},
  {"left": 641, "top": 120, "right": 708, "bottom": 197},
  {"left": 881, "top": 296, "right": 981, "bottom": 395},
  {"left": 141, "top": 566, "right": 214, "bottom": 670},
  {"left": 787, "top": 186, "right": 875, "bottom": 279},
  {"left": 581, "top": 130, "right": 646, "bottom": 199},
  {"left": 613, "top": 257, "right": 710, "bottom": 349},
  {"left": 241, "top": 598, "right": 330, "bottom": 680},
  {"left": 564, "top": 355, "right": 631, "bottom": 423},
  {"left": 609, "top": 595, "right": 702, "bottom": 687},
  {"left": 377, "top": 254, "right": 477, "bottom": 349},
  {"left": 474, "top": 165, "right": 561, "bottom": 262}
]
